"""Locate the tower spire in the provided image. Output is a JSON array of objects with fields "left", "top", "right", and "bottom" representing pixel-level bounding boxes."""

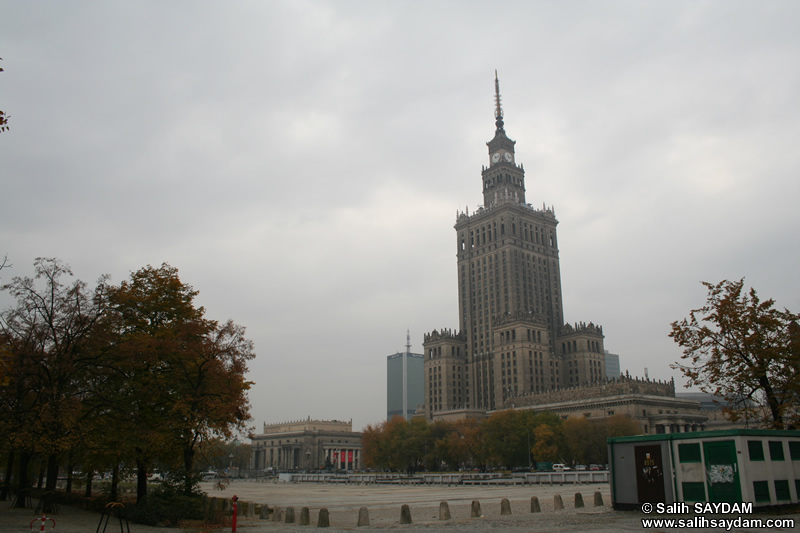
[{"left": 494, "top": 70, "right": 505, "bottom": 133}]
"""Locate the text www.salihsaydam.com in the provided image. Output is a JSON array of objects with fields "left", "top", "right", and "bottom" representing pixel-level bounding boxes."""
[{"left": 642, "top": 516, "right": 795, "bottom": 530}]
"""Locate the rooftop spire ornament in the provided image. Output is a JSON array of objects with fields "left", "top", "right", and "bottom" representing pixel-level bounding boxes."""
[{"left": 494, "top": 70, "right": 505, "bottom": 133}]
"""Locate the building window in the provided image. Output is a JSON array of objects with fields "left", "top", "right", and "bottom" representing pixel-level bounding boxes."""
[
  {"left": 790, "top": 441, "right": 800, "bottom": 460},
  {"left": 769, "top": 441, "right": 785, "bottom": 461},
  {"left": 682, "top": 482, "right": 706, "bottom": 502},
  {"left": 774, "top": 480, "right": 790, "bottom": 501},
  {"left": 753, "top": 481, "right": 770, "bottom": 503},
  {"left": 678, "top": 443, "right": 702, "bottom": 463},
  {"left": 747, "top": 441, "right": 765, "bottom": 462}
]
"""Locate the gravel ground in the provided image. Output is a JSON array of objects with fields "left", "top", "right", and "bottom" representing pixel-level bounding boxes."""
[{"left": 2, "top": 481, "right": 798, "bottom": 532}]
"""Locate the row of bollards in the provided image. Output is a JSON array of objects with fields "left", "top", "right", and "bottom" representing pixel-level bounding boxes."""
[
  {"left": 396, "top": 491, "right": 604, "bottom": 525},
  {"left": 222, "top": 490, "right": 605, "bottom": 528}
]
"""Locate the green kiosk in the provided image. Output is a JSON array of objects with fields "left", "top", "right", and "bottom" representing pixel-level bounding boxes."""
[{"left": 607, "top": 429, "right": 800, "bottom": 510}]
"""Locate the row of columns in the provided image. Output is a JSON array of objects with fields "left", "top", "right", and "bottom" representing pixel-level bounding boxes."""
[
  {"left": 250, "top": 445, "right": 362, "bottom": 471},
  {"left": 323, "top": 447, "right": 360, "bottom": 470},
  {"left": 654, "top": 422, "right": 705, "bottom": 434}
]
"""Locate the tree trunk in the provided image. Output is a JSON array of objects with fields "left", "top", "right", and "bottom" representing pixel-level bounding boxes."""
[
  {"left": 136, "top": 459, "right": 147, "bottom": 503},
  {"left": 1, "top": 449, "right": 14, "bottom": 501},
  {"left": 44, "top": 453, "right": 59, "bottom": 493},
  {"left": 183, "top": 445, "right": 195, "bottom": 495},
  {"left": 109, "top": 464, "right": 119, "bottom": 502},
  {"left": 12, "top": 451, "right": 32, "bottom": 508},
  {"left": 40, "top": 453, "right": 60, "bottom": 513},
  {"left": 65, "top": 460, "right": 74, "bottom": 494},
  {"left": 84, "top": 470, "right": 92, "bottom": 498},
  {"left": 759, "top": 374, "right": 784, "bottom": 429}
]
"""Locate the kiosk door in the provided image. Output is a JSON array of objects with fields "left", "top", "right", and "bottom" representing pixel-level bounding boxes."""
[
  {"left": 634, "top": 444, "right": 666, "bottom": 503},
  {"left": 703, "top": 440, "right": 741, "bottom": 503}
]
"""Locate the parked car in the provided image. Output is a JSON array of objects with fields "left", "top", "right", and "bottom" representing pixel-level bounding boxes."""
[
  {"left": 575, "top": 464, "right": 587, "bottom": 471},
  {"left": 588, "top": 464, "right": 601, "bottom": 471},
  {"left": 552, "top": 463, "right": 571, "bottom": 472}
]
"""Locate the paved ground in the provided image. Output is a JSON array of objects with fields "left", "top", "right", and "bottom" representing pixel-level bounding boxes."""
[{"left": 1, "top": 481, "right": 798, "bottom": 532}]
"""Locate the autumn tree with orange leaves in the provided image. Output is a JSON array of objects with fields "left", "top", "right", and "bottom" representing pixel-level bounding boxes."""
[
  {"left": 103, "top": 263, "right": 254, "bottom": 498},
  {"left": 0, "top": 258, "right": 109, "bottom": 508},
  {"left": 0, "top": 259, "right": 255, "bottom": 506},
  {"left": 670, "top": 279, "right": 800, "bottom": 429}
]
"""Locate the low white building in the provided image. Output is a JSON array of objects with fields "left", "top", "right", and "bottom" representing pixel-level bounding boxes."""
[{"left": 250, "top": 417, "right": 362, "bottom": 472}]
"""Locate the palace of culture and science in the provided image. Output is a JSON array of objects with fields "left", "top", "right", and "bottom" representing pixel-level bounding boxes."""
[
  {"left": 422, "top": 75, "right": 607, "bottom": 420},
  {"left": 249, "top": 76, "right": 709, "bottom": 471}
]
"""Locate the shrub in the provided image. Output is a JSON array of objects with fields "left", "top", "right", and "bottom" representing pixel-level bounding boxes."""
[{"left": 127, "top": 486, "right": 205, "bottom": 527}]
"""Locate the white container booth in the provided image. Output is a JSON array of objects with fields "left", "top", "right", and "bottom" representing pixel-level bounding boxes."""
[{"left": 607, "top": 429, "right": 800, "bottom": 510}]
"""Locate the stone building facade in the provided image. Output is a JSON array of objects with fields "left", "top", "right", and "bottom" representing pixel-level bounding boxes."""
[
  {"left": 502, "top": 375, "right": 708, "bottom": 434},
  {"left": 250, "top": 418, "right": 362, "bottom": 472},
  {"left": 423, "top": 74, "right": 606, "bottom": 419}
]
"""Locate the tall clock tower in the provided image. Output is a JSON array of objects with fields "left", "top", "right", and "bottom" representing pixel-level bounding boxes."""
[
  {"left": 483, "top": 72, "right": 526, "bottom": 207},
  {"left": 423, "top": 74, "right": 606, "bottom": 419}
]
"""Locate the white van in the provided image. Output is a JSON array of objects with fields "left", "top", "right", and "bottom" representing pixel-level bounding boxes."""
[{"left": 552, "top": 463, "right": 571, "bottom": 472}]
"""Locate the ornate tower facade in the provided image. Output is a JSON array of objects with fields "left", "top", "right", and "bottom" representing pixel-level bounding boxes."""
[{"left": 424, "top": 74, "right": 606, "bottom": 420}]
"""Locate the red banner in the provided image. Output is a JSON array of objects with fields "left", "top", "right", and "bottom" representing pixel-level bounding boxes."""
[{"left": 348, "top": 450, "right": 353, "bottom": 463}]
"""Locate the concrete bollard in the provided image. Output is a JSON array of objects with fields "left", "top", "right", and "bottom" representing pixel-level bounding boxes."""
[
  {"left": 357, "top": 506, "right": 370, "bottom": 526},
  {"left": 221, "top": 498, "right": 230, "bottom": 512},
  {"left": 285, "top": 507, "right": 296, "bottom": 523},
  {"left": 272, "top": 506, "right": 282, "bottom": 522},
  {"left": 259, "top": 504, "right": 270, "bottom": 519},
  {"left": 400, "top": 504, "right": 412, "bottom": 524},
  {"left": 439, "top": 501, "right": 451, "bottom": 520},
  {"left": 500, "top": 498, "right": 512, "bottom": 515},
  {"left": 554, "top": 494, "right": 564, "bottom": 511},
  {"left": 575, "top": 493, "right": 584, "bottom": 508},
  {"left": 530, "top": 496, "right": 541, "bottom": 513},
  {"left": 317, "top": 508, "right": 330, "bottom": 527},
  {"left": 471, "top": 500, "right": 482, "bottom": 518},
  {"left": 245, "top": 501, "right": 255, "bottom": 517},
  {"left": 300, "top": 507, "right": 310, "bottom": 526},
  {"left": 594, "top": 491, "right": 604, "bottom": 507},
  {"left": 207, "top": 497, "right": 219, "bottom": 520}
]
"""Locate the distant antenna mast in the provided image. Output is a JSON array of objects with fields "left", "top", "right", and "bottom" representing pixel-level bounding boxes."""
[
  {"left": 403, "top": 330, "right": 410, "bottom": 420},
  {"left": 644, "top": 368, "right": 649, "bottom": 379}
]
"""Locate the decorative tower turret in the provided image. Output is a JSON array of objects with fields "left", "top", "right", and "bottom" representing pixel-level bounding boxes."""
[{"left": 482, "top": 71, "right": 526, "bottom": 207}]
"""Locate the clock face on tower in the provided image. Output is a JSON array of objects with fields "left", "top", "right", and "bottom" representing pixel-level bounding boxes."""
[
  {"left": 491, "top": 152, "right": 500, "bottom": 163},
  {"left": 504, "top": 152, "right": 513, "bottom": 162}
]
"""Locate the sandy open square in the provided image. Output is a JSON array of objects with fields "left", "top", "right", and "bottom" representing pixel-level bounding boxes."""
[
  {"left": 201, "top": 480, "right": 624, "bottom": 531},
  {"left": 2, "top": 481, "right": 798, "bottom": 532},
  {"left": 201, "top": 479, "right": 611, "bottom": 511}
]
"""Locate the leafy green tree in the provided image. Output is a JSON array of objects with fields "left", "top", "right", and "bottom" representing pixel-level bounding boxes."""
[
  {"left": 362, "top": 416, "right": 411, "bottom": 471},
  {"left": 0, "top": 258, "right": 108, "bottom": 507},
  {"left": 428, "top": 420, "right": 456, "bottom": 471},
  {"left": 561, "top": 414, "right": 640, "bottom": 465},
  {"left": 449, "top": 418, "right": 489, "bottom": 471},
  {"left": 483, "top": 410, "right": 530, "bottom": 468},
  {"left": 361, "top": 419, "right": 391, "bottom": 470},
  {"left": 670, "top": 279, "right": 800, "bottom": 429},
  {"left": 531, "top": 424, "right": 559, "bottom": 463},
  {"left": 105, "top": 263, "right": 254, "bottom": 497}
]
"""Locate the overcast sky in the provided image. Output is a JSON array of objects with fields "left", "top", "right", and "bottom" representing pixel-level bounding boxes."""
[{"left": 2, "top": 1, "right": 799, "bottom": 434}]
